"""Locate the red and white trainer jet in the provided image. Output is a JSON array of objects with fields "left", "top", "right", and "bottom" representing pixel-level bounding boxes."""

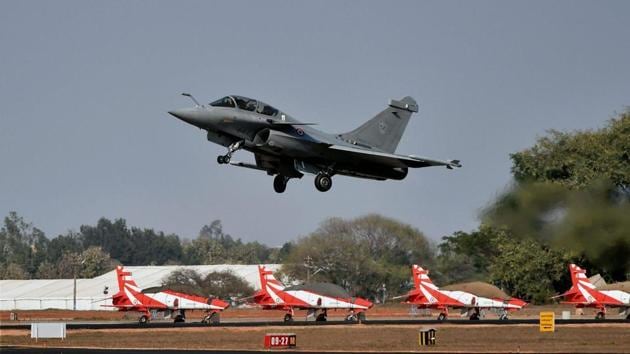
[
  {"left": 249, "top": 265, "right": 373, "bottom": 322},
  {"left": 396, "top": 264, "right": 527, "bottom": 320},
  {"left": 555, "top": 264, "right": 629, "bottom": 320},
  {"left": 107, "top": 266, "right": 229, "bottom": 324}
]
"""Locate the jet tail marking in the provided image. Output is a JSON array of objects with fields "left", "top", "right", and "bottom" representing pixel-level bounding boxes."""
[{"left": 339, "top": 96, "right": 417, "bottom": 153}]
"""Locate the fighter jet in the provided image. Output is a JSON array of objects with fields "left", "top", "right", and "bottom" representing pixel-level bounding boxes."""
[
  {"left": 169, "top": 94, "right": 461, "bottom": 193},
  {"left": 104, "top": 266, "right": 229, "bottom": 324},
  {"left": 394, "top": 265, "right": 527, "bottom": 320},
  {"left": 246, "top": 265, "right": 372, "bottom": 322},
  {"left": 554, "top": 264, "right": 629, "bottom": 320}
]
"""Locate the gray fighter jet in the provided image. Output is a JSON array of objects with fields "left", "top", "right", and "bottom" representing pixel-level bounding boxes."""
[{"left": 169, "top": 94, "right": 461, "bottom": 193}]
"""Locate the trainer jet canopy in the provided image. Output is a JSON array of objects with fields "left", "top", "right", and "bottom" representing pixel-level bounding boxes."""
[{"left": 169, "top": 93, "right": 461, "bottom": 193}]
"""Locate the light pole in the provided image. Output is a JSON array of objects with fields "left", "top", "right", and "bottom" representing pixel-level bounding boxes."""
[{"left": 72, "top": 257, "right": 86, "bottom": 311}]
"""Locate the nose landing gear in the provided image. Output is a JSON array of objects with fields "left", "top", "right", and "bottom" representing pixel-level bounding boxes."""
[{"left": 217, "top": 140, "right": 244, "bottom": 165}]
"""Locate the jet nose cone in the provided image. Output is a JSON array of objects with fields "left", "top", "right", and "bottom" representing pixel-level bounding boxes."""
[{"left": 168, "top": 108, "right": 193, "bottom": 121}]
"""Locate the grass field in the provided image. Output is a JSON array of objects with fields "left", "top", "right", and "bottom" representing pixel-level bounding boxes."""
[{"left": 2, "top": 323, "right": 629, "bottom": 352}]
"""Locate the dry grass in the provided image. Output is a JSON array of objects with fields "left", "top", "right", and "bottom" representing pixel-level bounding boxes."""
[{"left": 2, "top": 323, "right": 629, "bottom": 352}]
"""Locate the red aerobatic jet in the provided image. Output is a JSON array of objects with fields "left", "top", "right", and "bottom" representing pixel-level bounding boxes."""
[
  {"left": 107, "top": 266, "right": 229, "bottom": 324},
  {"left": 554, "top": 264, "right": 629, "bottom": 319},
  {"left": 249, "top": 265, "right": 373, "bottom": 322},
  {"left": 395, "top": 265, "right": 527, "bottom": 320}
]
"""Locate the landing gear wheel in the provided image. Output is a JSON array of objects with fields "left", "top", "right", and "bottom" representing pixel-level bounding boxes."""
[
  {"left": 222, "top": 155, "right": 230, "bottom": 164},
  {"left": 283, "top": 313, "right": 293, "bottom": 322},
  {"left": 273, "top": 175, "right": 288, "bottom": 193},
  {"left": 316, "top": 313, "right": 327, "bottom": 322},
  {"left": 469, "top": 313, "right": 480, "bottom": 320},
  {"left": 345, "top": 313, "right": 358, "bottom": 322},
  {"left": 139, "top": 315, "right": 149, "bottom": 324},
  {"left": 314, "top": 174, "right": 332, "bottom": 192},
  {"left": 499, "top": 313, "right": 509, "bottom": 320},
  {"left": 595, "top": 311, "right": 605, "bottom": 320},
  {"left": 174, "top": 314, "right": 185, "bottom": 323},
  {"left": 217, "top": 156, "right": 224, "bottom": 164},
  {"left": 437, "top": 313, "right": 447, "bottom": 321},
  {"left": 202, "top": 312, "right": 220, "bottom": 325}
]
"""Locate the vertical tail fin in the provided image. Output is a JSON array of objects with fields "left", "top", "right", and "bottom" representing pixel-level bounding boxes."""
[
  {"left": 258, "top": 265, "right": 284, "bottom": 290},
  {"left": 115, "top": 265, "right": 140, "bottom": 293},
  {"left": 569, "top": 263, "right": 596, "bottom": 289},
  {"left": 412, "top": 264, "right": 435, "bottom": 290},
  {"left": 339, "top": 96, "right": 418, "bottom": 153}
]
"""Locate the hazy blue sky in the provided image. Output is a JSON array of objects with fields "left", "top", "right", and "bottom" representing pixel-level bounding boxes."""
[{"left": 1, "top": 1, "right": 628, "bottom": 245}]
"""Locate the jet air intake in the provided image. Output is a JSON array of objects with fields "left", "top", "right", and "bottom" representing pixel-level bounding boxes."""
[{"left": 253, "top": 128, "right": 311, "bottom": 156}]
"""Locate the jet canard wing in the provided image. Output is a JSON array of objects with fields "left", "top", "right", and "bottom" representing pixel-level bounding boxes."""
[{"left": 328, "top": 144, "right": 461, "bottom": 169}]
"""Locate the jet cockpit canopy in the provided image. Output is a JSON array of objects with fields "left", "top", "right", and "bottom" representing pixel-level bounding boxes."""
[{"left": 210, "top": 95, "right": 280, "bottom": 117}]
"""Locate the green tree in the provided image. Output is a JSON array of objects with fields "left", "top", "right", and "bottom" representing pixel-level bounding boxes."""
[
  {"left": 489, "top": 229, "right": 570, "bottom": 303},
  {"left": 161, "top": 268, "right": 254, "bottom": 299},
  {"left": 510, "top": 109, "right": 629, "bottom": 192},
  {"left": 283, "top": 214, "right": 434, "bottom": 299},
  {"left": 0, "top": 212, "right": 49, "bottom": 278}
]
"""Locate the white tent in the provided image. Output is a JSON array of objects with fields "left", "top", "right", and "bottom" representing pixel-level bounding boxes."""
[{"left": 0, "top": 264, "right": 280, "bottom": 311}]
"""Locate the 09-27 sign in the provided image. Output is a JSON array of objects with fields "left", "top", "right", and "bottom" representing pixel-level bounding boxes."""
[{"left": 264, "top": 333, "right": 297, "bottom": 348}]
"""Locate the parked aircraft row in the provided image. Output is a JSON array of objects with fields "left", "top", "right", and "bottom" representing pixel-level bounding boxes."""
[{"left": 107, "top": 264, "right": 629, "bottom": 324}]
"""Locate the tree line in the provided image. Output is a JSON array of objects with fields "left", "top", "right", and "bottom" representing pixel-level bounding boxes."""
[{"left": 1, "top": 109, "right": 627, "bottom": 304}]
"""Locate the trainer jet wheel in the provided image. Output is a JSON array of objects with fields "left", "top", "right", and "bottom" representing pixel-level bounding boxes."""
[
  {"left": 316, "top": 313, "right": 327, "bottom": 322},
  {"left": 437, "top": 313, "right": 447, "bottom": 321},
  {"left": 139, "top": 315, "right": 149, "bottom": 324},
  {"left": 595, "top": 311, "right": 605, "bottom": 320},
  {"left": 283, "top": 313, "right": 293, "bottom": 322}
]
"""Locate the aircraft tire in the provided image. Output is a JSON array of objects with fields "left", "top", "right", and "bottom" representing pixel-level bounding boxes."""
[
  {"left": 217, "top": 156, "right": 225, "bottom": 164},
  {"left": 223, "top": 155, "right": 230, "bottom": 164},
  {"left": 314, "top": 174, "right": 332, "bottom": 192},
  {"left": 174, "top": 314, "right": 185, "bottom": 323},
  {"left": 595, "top": 311, "right": 605, "bottom": 320},
  {"left": 469, "top": 313, "right": 480, "bottom": 320},
  {"left": 316, "top": 313, "right": 327, "bottom": 322},
  {"left": 283, "top": 314, "right": 293, "bottom": 322},
  {"left": 273, "top": 175, "right": 287, "bottom": 193},
  {"left": 499, "top": 313, "right": 508, "bottom": 320},
  {"left": 345, "top": 314, "right": 358, "bottom": 322},
  {"left": 437, "top": 313, "right": 446, "bottom": 321},
  {"left": 139, "top": 315, "right": 149, "bottom": 324}
]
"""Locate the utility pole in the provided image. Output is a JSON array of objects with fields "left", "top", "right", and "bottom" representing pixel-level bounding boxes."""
[{"left": 72, "top": 257, "right": 86, "bottom": 311}]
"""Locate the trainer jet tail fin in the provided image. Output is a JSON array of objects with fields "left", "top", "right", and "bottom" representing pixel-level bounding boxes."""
[{"left": 339, "top": 96, "right": 418, "bottom": 153}]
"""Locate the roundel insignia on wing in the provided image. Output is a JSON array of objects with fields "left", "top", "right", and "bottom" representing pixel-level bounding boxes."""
[
  {"left": 378, "top": 121, "right": 388, "bottom": 134},
  {"left": 296, "top": 128, "right": 304, "bottom": 136}
]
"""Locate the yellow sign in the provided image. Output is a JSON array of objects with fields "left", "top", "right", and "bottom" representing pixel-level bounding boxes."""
[{"left": 539, "top": 311, "right": 555, "bottom": 332}]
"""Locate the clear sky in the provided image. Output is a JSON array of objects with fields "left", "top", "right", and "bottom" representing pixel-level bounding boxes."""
[{"left": 1, "top": 1, "right": 628, "bottom": 245}]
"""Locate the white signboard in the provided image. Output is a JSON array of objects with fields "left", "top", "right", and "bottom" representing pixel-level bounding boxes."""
[{"left": 31, "top": 323, "right": 66, "bottom": 340}]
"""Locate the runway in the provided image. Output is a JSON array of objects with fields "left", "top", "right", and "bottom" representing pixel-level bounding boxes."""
[{"left": 1, "top": 317, "right": 627, "bottom": 330}]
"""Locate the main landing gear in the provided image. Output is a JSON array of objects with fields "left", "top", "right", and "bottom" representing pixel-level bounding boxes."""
[
  {"left": 274, "top": 175, "right": 289, "bottom": 193},
  {"left": 316, "top": 309, "right": 328, "bottom": 322},
  {"left": 139, "top": 314, "right": 150, "bottom": 324},
  {"left": 314, "top": 173, "right": 332, "bottom": 192},
  {"left": 273, "top": 173, "right": 333, "bottom": 193},
  {"left": 201, "top": 311, "right": 220, "bottom": 325},
  {"left": 217, "top": 140, "right": 244, "bottom": 165}
]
